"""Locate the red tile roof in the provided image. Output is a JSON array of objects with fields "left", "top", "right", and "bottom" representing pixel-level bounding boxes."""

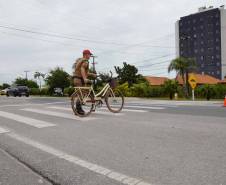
[
  {"left": 145, "top": 76, "right": 169, "bottom": 86},
  {"left": 176, "top": 73, "right": 220, "bottom": 85},
  {"left": 218, "top": 79, "right": 226, "bottom": 84}
]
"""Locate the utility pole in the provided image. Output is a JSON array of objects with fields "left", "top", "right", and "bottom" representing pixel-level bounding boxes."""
[
  {"left": 91, "top": 55, "right": 97, "bottom": 73},
  {"left": 24, "top": 70, "right": 30, "bottom": 80},
  {"left": 91, "top": 56, "right": 97, "bottom": 91}
]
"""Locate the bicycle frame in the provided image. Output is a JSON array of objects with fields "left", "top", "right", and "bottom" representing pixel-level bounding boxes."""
[{"left": 74, "top": 83, "right": 114, "bottom": 104}]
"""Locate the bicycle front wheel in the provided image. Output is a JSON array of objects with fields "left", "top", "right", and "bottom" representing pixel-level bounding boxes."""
[
  {"left": 105, "top": 89, "right": 124, "bottom": 113},
  {"left": 71, "top": 92, "right": 95, "bottom": 117}
]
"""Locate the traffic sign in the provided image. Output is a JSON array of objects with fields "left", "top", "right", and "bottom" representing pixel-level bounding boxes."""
[{"left": 188, "top": 74, "right": 197, "bottom": 89}]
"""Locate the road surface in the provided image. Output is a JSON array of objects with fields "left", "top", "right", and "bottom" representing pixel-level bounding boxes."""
[{"left": 0, "top": 96, "right": 225, "bottom": 185}]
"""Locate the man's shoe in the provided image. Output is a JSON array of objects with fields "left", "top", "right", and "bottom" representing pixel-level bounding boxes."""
[{"left": 77, "top": 110, "right": 85, "bottom": 115}]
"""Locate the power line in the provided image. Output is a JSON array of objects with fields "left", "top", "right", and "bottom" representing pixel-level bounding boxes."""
[
  {"left": 96, "top": 33, "right": 175, "bottom": 55},
  {"left": 0, "top": 31, "right": 88, "bottom": 48},
  {"left": 130, "top": 53, "right": 175, "bottom": 65},
  {"left": 0, "top": 24, "right": 176, "bottom": 49},
  {"left": 137, "top": 59, "right": 172, "bottom": 68}
]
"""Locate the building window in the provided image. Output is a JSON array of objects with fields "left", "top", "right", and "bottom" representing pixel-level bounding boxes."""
[
  {"left": 216, "top": 55, "right": 220, "bottom": 59},
  {"left": 217, "top": 62, "right": 220, "bottom": 66},
  {"left": 217, "top": 71, "right": 220, "bottom": 75},
  {"left": 216, "top": 46, "right": 220, "bottom": 50},
  {"left": 194, "top": 49, "right": 198, "bottom": 53},
  {"left": 216, "top": 22, "right": 219, "bottom": 26},
  {"left": 201, "top": 33, "right": 204, "bottom": 37},
  {"left": 201, "top": 63, "right": 204, "bottom": 68},
  {"left": 216, "top": 30, "right": 220, "bottom": 34},
  {"left": 216, "top": 13, "right": 219, "bottom": 18},
  {"left": 216, "top": 38, "right": 220, "bottom": 42},
  {"left": 201, "top": 56, "right": 204, "bottom": 60},
  {"left": 201, "top": 48, "right": 204, "bottom": 52},
  {"left": 201, "top": 41, "right": 204, "bottom": 45}
]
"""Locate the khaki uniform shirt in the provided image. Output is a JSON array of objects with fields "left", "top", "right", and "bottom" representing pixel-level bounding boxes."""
[{"left": 73, "top": 58, "right": 89, "bottom": 86}]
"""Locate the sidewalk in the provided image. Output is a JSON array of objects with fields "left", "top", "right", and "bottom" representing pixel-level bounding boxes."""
[{"left": 0, "top": 148, "right": 51, "bottom": 185}]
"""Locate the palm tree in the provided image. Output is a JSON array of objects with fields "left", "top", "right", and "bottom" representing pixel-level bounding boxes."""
[
  {"left": 163, "top": 80, "right": 179, "bottom": 100},
  {"left": 34, "top": 72, "right": 45, "bottom": 90},
  {"left": 168, "top": 57, "right": 196, "bottom": 97}
]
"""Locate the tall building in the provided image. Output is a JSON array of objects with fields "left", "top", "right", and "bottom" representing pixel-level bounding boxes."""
[{"left": 175, "top": 6, "right": 226, "bottom": 79}]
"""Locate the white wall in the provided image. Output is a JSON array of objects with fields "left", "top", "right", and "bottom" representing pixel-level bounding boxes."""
[
  {"left": 175, "top": 20, "right": 180, "bottom": 58},
  {"left": 221, "top": 9, "right": 226, "bottom": 79}
]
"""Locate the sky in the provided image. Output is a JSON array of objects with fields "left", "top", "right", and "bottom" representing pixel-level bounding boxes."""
[{"left": 0, "top": 0, "right": 225, "bottom": 84}]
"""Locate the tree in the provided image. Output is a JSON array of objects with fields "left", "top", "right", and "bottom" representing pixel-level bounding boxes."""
[
  {"left": 45, "top": 67, "right": 70, "bottom": 93},
  {"left": 96, "top": 72, "right": 111, "bottom": 87},
  {"left": 115, "top": 62, "right": 142, "bottom": 87},
  {"left": 34, "top": 72, "right": 46, "bottom": 90},
  {"left": 14, "top": 77, "right": 38, "bottom": 88},
  {"left": 2, "top": 83, "right": 10, "bottom": 89},
  {"left": 200, "top": 84, "right": 215, "bottom": 101},
  {"left": 168, "top": 57, "right": 196, "bottom": 97},
  {"left": 163, "top": 80, "right": 179, "bottom": 100}
]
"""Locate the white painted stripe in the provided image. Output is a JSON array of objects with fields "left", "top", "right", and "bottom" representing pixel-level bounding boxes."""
[
  {"left": 48, "top": 106, "right": 125, "bottom": 116},
  {"left": 21, "top": 108, "right": 96, "bottom": 121},
  {"left": 0, "top": 127, "right": 9, "bottom": 134},
  {"left": 8, "top": 133, "right": 153, "bottom": 185},
  {"left": 48, "top": 106, "right": 148, "bottom": 113},
  {"left": 124, "top": 105, "right": 165, "bottom": 110},
  {"left": 0, "top": 111, "right": 55, "bottom": 128}
]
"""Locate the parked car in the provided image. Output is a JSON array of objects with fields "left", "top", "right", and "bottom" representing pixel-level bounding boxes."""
[
  {"left": 0, "top": 88, "right": 8, "bottom": 95},
  {"left": 6, "top": 86, "right": 30, "bottom": 97},
  {"left": 53, "top": 88, "right": 63, "bottom": 96}
]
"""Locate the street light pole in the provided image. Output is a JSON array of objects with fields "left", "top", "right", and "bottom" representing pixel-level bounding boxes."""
[{"left": 24, "top": 70, "right": 30, "bottom": 80}]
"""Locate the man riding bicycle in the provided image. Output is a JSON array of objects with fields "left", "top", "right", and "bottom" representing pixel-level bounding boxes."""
[{"left": 72, "top": 50, "right": 97, "bottom": 114}]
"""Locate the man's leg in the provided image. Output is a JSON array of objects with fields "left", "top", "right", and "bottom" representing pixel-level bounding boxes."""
[
  {"left": 76, "top": 99, "right": 85, "bottom": 115},
  {"left": 74, "top": 78, "right": 85, "bottom": 115}
]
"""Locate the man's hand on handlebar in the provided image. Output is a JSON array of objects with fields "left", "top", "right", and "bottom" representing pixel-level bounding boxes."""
[{"left": 84, "top": 79, "right": 92, "bottom": 84}]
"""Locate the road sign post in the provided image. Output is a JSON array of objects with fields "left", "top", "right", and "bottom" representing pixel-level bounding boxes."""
[
  {"left": 192, "top": 89, "right": 195, "bottom": 101},
  {"left": 188, "top": 74, "right": 197, "bottom": 101}
]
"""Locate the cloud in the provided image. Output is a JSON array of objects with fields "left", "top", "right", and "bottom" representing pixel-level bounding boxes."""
[{"left": 0, "top": 0, "right": 225, "bottom": 84}]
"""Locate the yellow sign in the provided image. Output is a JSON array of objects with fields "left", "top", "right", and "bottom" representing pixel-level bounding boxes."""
[{"left": 188, "top": 74, "right": 197, "bottom": 89}]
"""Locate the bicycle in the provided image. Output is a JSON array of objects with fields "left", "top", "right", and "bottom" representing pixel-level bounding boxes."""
[{"left": 71, "top": 73, "right": 124, "bottom": 117}]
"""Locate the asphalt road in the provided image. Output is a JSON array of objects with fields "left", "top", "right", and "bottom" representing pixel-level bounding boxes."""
[{"left": 0, "top": 96, "right": 225, "bottom": 185}]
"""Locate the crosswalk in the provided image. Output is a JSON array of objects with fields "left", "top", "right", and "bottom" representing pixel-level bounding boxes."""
[
  {"left": 0, "top": 104, "right": 166, "bottom": 134},
  {"left": 48, "top": 106, "right": 125, "bottom": 116},
  {"left": 0, "top": 126, "right": 9, "bottom": 134},
  {"left": 0, "top": 110, "right": 55, "bottom": 128},
  {"left": 21, "top": 108, "right": 96, "bottom": 121}
]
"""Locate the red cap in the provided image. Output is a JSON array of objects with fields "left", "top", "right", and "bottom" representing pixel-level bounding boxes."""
[{"left": 83, "top": 49, "right": 93, "bottom": 55}]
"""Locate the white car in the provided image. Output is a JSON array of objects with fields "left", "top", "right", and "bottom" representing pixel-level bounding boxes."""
[{"left": 0, "top": 88, "right": 8, "bottom": 95}]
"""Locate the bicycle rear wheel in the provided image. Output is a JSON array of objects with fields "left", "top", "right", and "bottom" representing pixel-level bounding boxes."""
[
  {"left": 105, "top": 89, "right": 124, "bottom": 113},
  {"left": 71, "top": 92, "right": 95, "bottom": 117}
]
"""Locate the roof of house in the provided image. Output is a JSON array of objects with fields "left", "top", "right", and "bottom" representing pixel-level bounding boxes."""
[
  {"left": 145, "top": 76, "right": 169, "bottom": 86},
  {"left": 218, "top": 79, "right": 226, "bottom": 84},
  {"left": 176, "top": 73, "right": 221, "bottom": 85}
]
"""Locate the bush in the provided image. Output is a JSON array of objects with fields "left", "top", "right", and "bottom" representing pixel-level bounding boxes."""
[
  {"left": 130, "top": 82, "right": 151, "bottom": 97},
  {"left": 115, "top": 83, "right": 131, "bottom": 97},
  {"left": 64, "top": 87, "right": 75, "bottom": 96},
  {"left": 30, "top": 88, "right": 40, "bottom": 95},
  {"left": 196, "top": 84, "right": 226, "bottom": 100},
  {"left": 40, "top": 88, "right": 50, "bottom": 96}
]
